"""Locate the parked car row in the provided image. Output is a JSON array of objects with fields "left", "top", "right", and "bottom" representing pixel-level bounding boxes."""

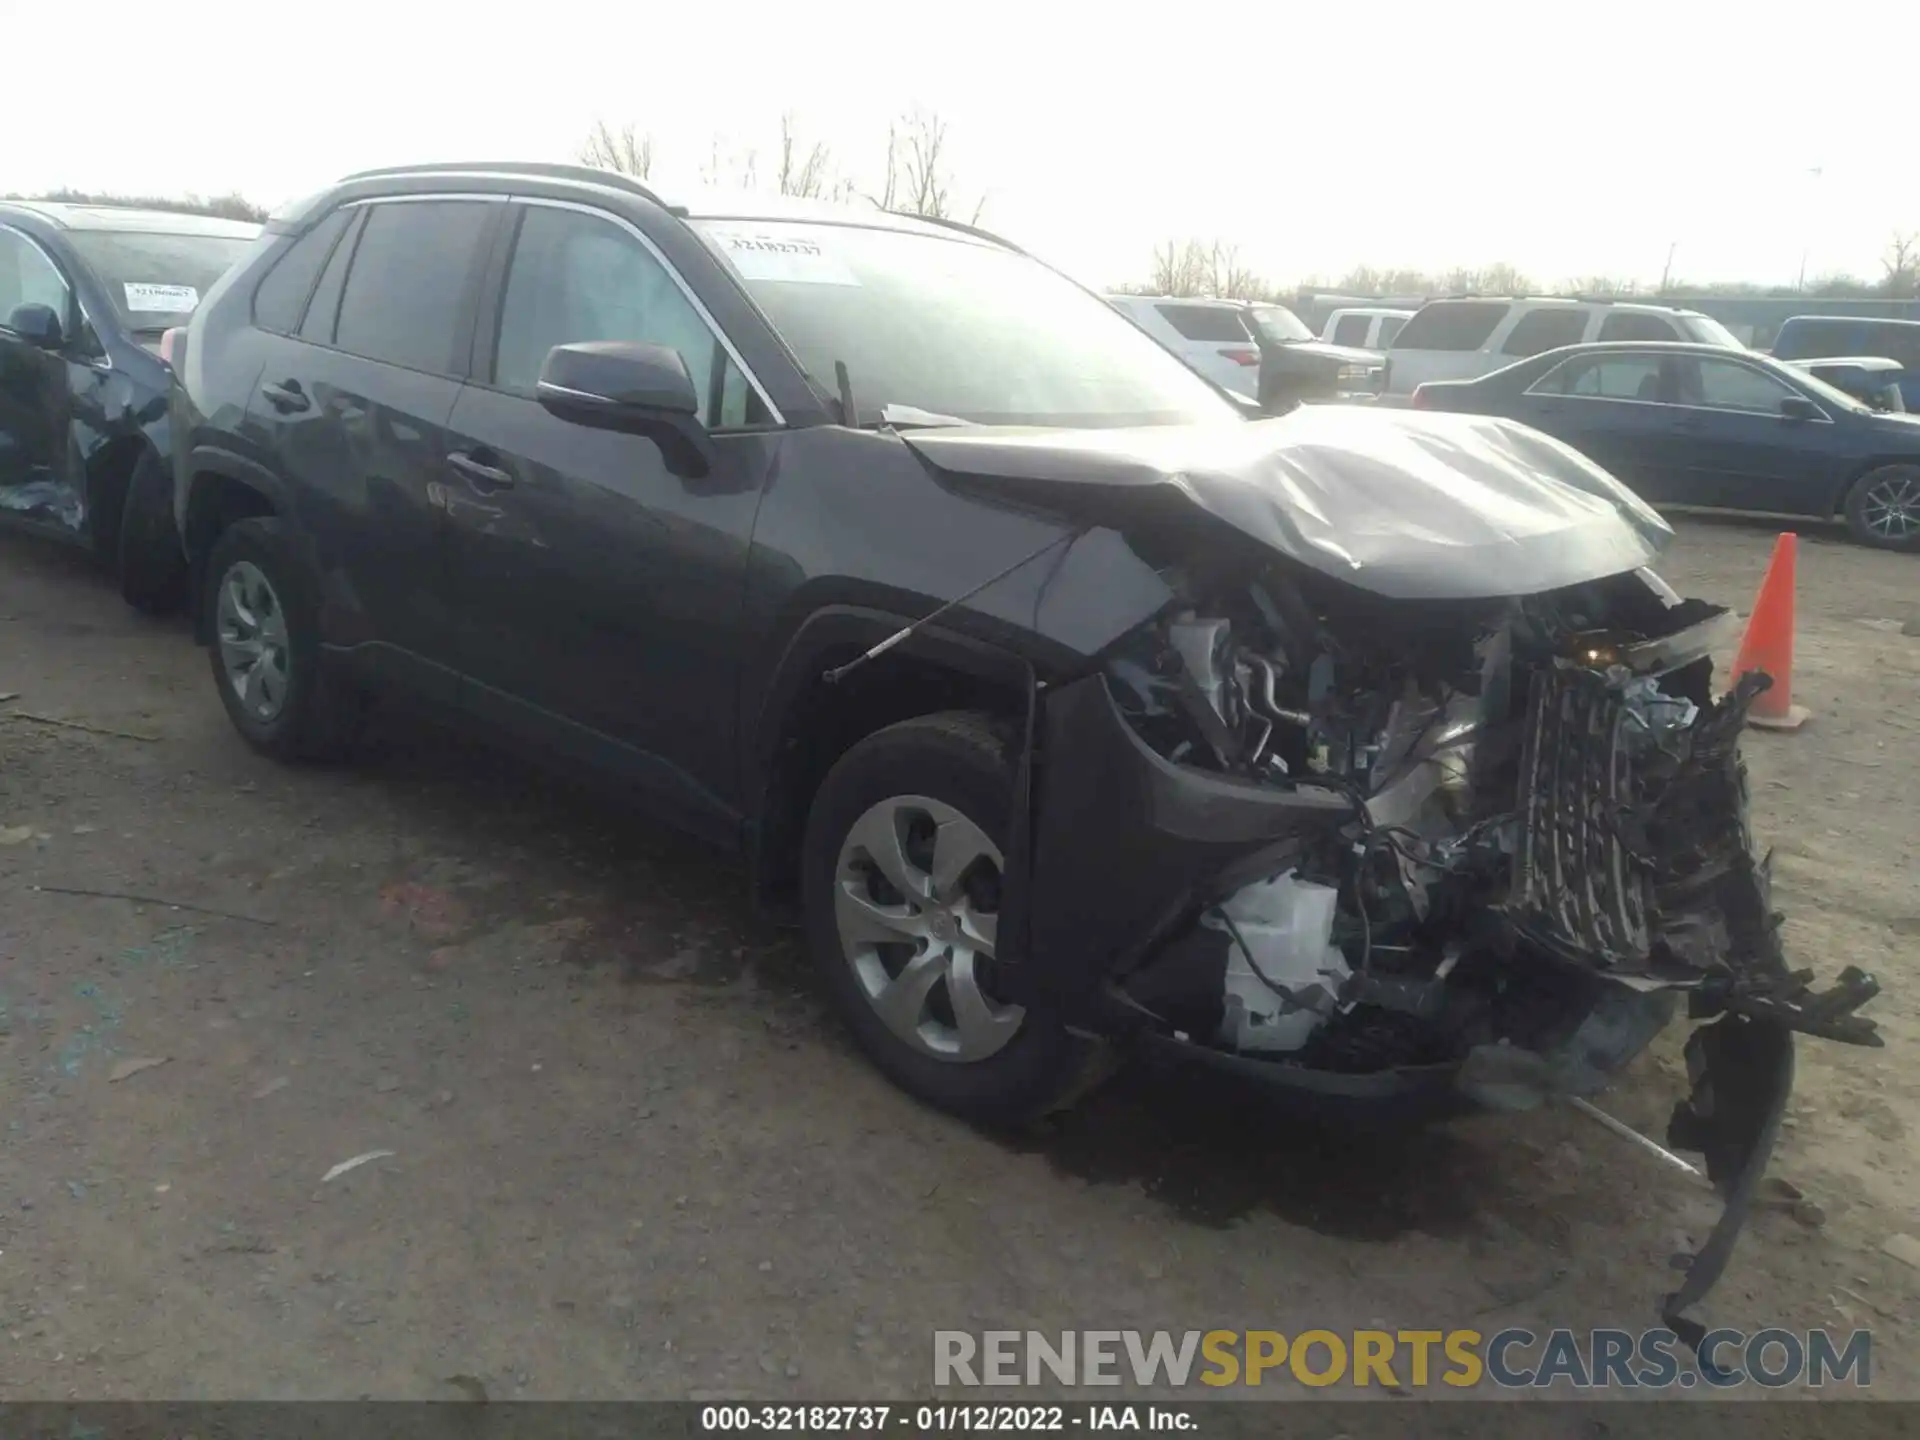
[{"left": 1104, "top": 292, "right": 1383, "bottom": 407}]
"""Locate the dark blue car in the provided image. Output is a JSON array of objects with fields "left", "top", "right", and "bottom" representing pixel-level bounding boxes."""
[
  {"left": 1772, "top": 315, "right": 1920, "bottom": 412},
  {"left": 1411, "top": 341, "right": 1920, "bottom": 549}
]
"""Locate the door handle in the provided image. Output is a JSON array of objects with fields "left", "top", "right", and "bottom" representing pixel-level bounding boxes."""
[
  {"left": 447, "top": 450, "right": 515, "bottom": 490},
  {"left": 260, "top": 379, "right": 309, "bottom": 414}
]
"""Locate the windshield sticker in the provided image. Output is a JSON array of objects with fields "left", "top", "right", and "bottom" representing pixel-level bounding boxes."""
[
  {"left": 706, "top": 228, "right": 859, "bottom": 286},
  {"left": 124, "top": 282, "right": 199, "bottom": 313}
]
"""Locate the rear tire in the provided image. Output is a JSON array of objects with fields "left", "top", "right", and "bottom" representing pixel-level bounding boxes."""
[
  {"left": 203, "top": 517, "right": 360, "bottom": 762},
  {"left": 801, "top": 711, "right": 1100, "bottom": 1125},
  {"left": 116, "top": 449, "right": 188, "bottom": 614},
  {"left": 1842, "top": 463, "right": 1920, "bottom": 551}
]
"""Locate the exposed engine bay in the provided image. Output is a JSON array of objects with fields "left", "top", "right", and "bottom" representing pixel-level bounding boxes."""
[{"left": 1078, "top": 547, "right": 1883, "bottom": 1347}]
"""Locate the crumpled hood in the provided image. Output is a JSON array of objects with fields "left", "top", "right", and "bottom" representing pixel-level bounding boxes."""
[{"left": 904, "top": 406, "right": 1674, "bottom": 600}]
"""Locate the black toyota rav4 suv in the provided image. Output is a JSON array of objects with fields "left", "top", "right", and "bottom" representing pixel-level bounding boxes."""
[{"left": 173, "top": 161, "right": 1878, "bottom": 1342}]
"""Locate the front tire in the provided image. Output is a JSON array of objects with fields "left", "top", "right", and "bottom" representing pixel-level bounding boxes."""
[
  {"left": 202, "top": 517, "right": 359, "bottom": 761},
  {"left": 801, "top": 712, "right": 1098, "bottom": 1125},
  {"left": 1843, "top": 463, "right": 1920, "bottom": 551}
]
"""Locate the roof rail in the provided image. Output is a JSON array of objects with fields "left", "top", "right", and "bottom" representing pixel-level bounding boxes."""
[
  {"left": 337, "top": 161, "right": 672, "bottom": 210},
  {"left": 888, "top": 209, "right": 1026, "bottom": 256}
]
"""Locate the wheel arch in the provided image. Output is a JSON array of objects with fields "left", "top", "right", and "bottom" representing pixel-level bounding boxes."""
[
  {"left": 1831, "top": 454, "right": 1920, "bottom": 517},
  {"left": 181, "top": 448, "right": 289, "bottom": 640},
  {"left": 746, "top": 605, "right": 1041, "bottom": 921}
]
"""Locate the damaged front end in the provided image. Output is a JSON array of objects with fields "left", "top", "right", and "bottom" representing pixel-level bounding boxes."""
[{"left": 1014, "top": 542, "right": 1881, "bottom": 1348}]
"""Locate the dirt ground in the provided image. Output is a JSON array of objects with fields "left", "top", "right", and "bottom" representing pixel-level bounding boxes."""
[{"left": 1, "top": 513, "right": 1916, "bottom": 1402}]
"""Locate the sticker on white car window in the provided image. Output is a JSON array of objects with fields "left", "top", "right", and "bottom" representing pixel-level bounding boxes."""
[
  {"left": 705, "top": 228, "right": 859, "bottom": 286},
  {"left": 124, "top": 282, "right": 200, "bottom": 313}
]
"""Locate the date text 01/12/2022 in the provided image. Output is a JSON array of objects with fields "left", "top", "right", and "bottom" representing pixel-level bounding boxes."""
[{"left": 698, "top": 1405, "right": 1197, "bottom": 1432}]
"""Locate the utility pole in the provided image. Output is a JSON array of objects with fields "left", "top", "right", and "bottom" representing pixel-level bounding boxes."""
[
  {"left": 1798, "top": 164, "right": 1824, "bottom": 291},
  {"left": 1660, "top": 242, "right": 1678, "bottom": 294}
]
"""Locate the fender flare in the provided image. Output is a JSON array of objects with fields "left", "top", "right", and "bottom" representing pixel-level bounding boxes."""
[
  {"left": 744, "top": 603, "right": 1039, "bottom": 802},
  {"left": 182, "top": 444, "right": 292, "bottom": 561}
]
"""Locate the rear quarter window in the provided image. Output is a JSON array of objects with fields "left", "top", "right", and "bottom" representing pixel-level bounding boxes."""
[
  {"left": 1597, "top": 311, "right": 1683, "bottom": 342},
  {"left": 1155, "top": 303, "right": 1251, "bottom": 343},
  {"left": 1390, "top": 301, "right": 1508, "bottom": 352},
  {"left": 252, "top": 208, "right": 351, "bottom": 334}
]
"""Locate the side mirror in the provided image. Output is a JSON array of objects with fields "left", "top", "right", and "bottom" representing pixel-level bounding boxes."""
[
  {"left": 536, "top": 340, "right": 715, "bottom": 478},
  {"left": 1780, "top": 394, "right": 1821, "bottom": 422},
  {"left": 5, "top": 302, "right": 65, "bottom": 351}
]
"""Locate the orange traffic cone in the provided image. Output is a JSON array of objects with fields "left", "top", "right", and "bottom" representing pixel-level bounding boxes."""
[{"left": 1729, "top": 532, "right": 1811, "bottom": 731}]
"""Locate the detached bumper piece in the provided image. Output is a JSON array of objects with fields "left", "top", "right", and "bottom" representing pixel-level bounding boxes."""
[{"left": 1507, "top": 665, "right": 1880, "bottom": 1350}]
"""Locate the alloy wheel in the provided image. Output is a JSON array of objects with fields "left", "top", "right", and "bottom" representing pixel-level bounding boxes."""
[
  {"left": 832, "top": 794, "right": 1023, "bottom": 1063},
  {"left": 1861, "top": 472, "right": 1920, "bottom": 542},
  {"left": 216, "top": 560, "right": 291, "bottom": 723}
]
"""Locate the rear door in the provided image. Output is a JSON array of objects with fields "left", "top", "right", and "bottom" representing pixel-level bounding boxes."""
[
  {"left": 244, "top": 196, "right": 502, "bottom": 701},
  {"left": 1657, "top": 355, "right": 1839, "bottom": 514},
  {"left": 0, "top": 224, "right": 81, "bottom": 530},
  {"left": 1515, "top": 349, "right": 1684, "bottom": 498},
  {"left": 1151, "top": 301, "right": 1261, "bottom": 395},
  {"left": 438, "top": 199, "right": 776, "bottom": 836}
]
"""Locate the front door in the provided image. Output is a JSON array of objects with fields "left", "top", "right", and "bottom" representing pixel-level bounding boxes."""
[
  {"left": 440, "top": 201, "right": 775, "bottom": 836},
  {"left": 0, "top": 225, "right": 79, "bottom": 530},
  {"left": 1657, "top": 355, "right": 1836, "bottom": 514}
]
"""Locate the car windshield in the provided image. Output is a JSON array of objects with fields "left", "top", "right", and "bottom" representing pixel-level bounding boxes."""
[
  {"left": 66, "top": 228, "right": 255, "bottom": 332},
  {"left": 1249, "top": 305, "right": 1313, "bottom": 343},
  {"left": 691, "top": 219, "right": 1240, "bottom": 427},
  {"left": 1681, "top": 313, "right": 1745, "bottom": 349}
]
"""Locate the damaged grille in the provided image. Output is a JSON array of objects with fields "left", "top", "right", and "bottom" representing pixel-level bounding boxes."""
[{"left": 1508, "top": 667, "right": 1653, "bottom": 967}]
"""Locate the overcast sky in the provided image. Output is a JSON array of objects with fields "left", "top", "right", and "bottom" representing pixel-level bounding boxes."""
[{"left": 9, "top": 0, "right": 1917, "bottom": 292}]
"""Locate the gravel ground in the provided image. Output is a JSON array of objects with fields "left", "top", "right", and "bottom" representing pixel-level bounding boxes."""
[{"left": 1, "top": 513, "right": 1916, "bottom": 1401}]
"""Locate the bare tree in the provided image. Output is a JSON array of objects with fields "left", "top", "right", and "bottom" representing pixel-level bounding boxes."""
[
  {"left": 1149, "top": 238, "right": 1212, "bottom": 296},
  {"left": 874, "top": 109, "right": 984, "bottom": 222},
  {"left": 1884, "top": 231, "right": 1919, "bottom": 298},
  {"left": 1570, "top": 275, "right": 1635, "bottom": 296},
  {"left": 777, "top": 113, "right": 835, "bottom": 199},
  {"left": 1380, "top": 268, "right": 1433, "bottom": 295},
  {"left": 579, "top": 119, "right": 654, "bottom": 179},
  {"left": 1336, "top": 264, "right": 1384, "bottom": 296},
  {"left": 1209, "top": 242, "right": 1267, "bottom": 300}
]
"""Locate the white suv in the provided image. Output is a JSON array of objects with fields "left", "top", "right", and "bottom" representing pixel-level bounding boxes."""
[
  {"left": 1105, "top": 295, "right": 1263, "bottom": 396},
  {"left": 1382, "top": 297, "right": 1742, "bottom": 395}
]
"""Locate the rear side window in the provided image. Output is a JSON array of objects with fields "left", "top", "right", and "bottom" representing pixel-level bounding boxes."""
[
  {"left": 1529, "top": 353, "right": 1664, "bottom": 400},
  {"left": 331, "top": 200, "right": 493, "bottom": 375},
  {"left": 1378, "top": 315, "right": 1407, "bottom": 345},
  {"left": 252, "top": 208, "right": 351, "bottom": 334},
  {"left": 1391, "top": 301, "right": 1507, "bottom": 352},
  {"left": 1155, "top": 303, "right": 1250, "bottom": 342},
  {"left": 1597, "top": 311, "right": 1681, "bottom": 342},
  {"left": 1500, "top": 308, "right": 1587, "bottom": 357},
  {"left": 1332, "top": 314, "right": 1371, "bottom": 346}
]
